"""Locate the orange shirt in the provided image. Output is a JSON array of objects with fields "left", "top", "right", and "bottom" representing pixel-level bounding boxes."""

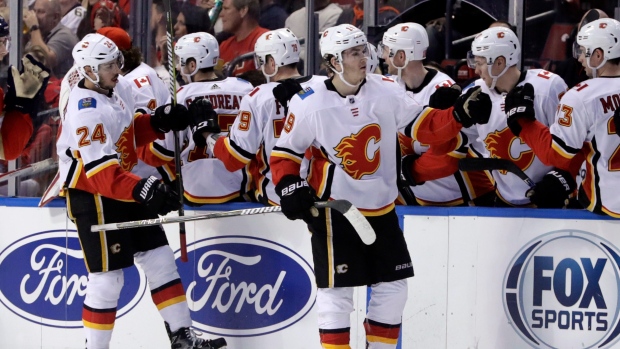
[{"left": 219, "top": 26, "right": 269, "bottom": 76}]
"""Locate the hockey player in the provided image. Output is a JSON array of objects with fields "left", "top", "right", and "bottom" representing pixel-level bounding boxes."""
[
  {"left": 96, "top": 26, "right": 175, "bottom": 182},
  {"left": 511, "top": 18, "right": 620, "bottom": 216},
  {"left": 0, "top": 14, "right": 51, "bottom": 161},
  {"left": 411, "top": 26, "right": 570, "bottom": 207},
  {"left": 381, "top": 22, "right": 495, "bottom": 206},
  {"left": 211, "top": 28, "right": 326, "bottom": 205},
  {"left": 56, "top": 34, "right": 226, "bottom": 349},
  {"left": 270, "top": 24, "right": 490, "bottom": 349},
  {"left": 174, "top": 32, "right": 254, "bottom": 205}
]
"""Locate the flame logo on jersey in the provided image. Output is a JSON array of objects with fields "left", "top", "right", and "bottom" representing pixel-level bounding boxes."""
[
  {"left": 334, "top": 124, "right": 381, "bottom": 180},
  {"left": 484, "top": 128, "right": 534, "bottom": 174},
  {"left": 115, "top": 124, "right": 138, "bottom": 172}
]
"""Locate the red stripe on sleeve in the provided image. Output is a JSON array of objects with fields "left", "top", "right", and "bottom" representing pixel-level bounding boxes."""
[
  {"left": 518, "top": 119, "right": 573, "bottom": 170},
  {"left": 270, "top": 155, "right": 301, "bottom": 185},
  {"left": 213, "top": 136, "right": 248, "bottom": 172},
  {"left": 415, "top": 108, "right": 462, "bottom": 146},
  {"left": 134, "top": 113, "right": 164, "bottom": 147}
]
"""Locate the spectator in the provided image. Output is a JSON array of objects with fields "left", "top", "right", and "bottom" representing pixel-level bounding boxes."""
[
  {"left": 174, "top": 3, "right": 211, "bottom": 39},
  {"left": 336, "top": 0, "right": 399, "bottom": 28},
  {"left": 59, "top": 0, "right": 86, "bottom": 36},
  {"left": 259, "top": 0, "right": 287, "bottom": 30},
  {"left": 76, "top": 0, "right": 129, "bottom": 39},
  {"left": 284, "top": 0, "right": 342, "bottom": 61},
  {"left": 218, "top": 0, "right": 268, "bottom": 76},
  {"left": 23, "top": 0, "right": 78, "bottom": 77}
]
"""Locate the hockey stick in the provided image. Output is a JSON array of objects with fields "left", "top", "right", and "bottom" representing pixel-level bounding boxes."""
[
  {"left": 162, "top": 0, "right": 188, "bottom": 262},
  {"left": 90, "top": 200, "right": 377, "bottom": 245},
  {"left": 458, "top": 158, "right": 536, "bottom": 189},
  {"left": 0, "top": 158, "right": 57, "bottom": 182}
]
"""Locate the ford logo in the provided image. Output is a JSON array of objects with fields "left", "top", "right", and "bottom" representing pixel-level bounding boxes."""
[
  {"left": 503, "top": 229, "right": 620, "bottom": 348},
  {"left": 0, "top": 230, "right": 147, "bottom": 327},
  {"left": 177, "top": 236, "right": 316, "bottom": 336}
]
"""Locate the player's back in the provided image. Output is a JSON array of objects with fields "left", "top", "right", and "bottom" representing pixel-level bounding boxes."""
[
  {"left": 551, "top": 77, "right": 620, "bottom": 216},
  {"left": 178, "top": 77, "right": 254, "bottom": 204}
]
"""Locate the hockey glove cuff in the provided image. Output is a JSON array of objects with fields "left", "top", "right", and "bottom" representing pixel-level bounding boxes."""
[
  {"left": 527, "top": 169, "right": 577, "bottom": 208},
  {"left": 132, "top": 176, "right": 182, "bottom": 215},
  {"left": 505, "top": 83, "right": 536, "bottom": 137},
  {"left": 452, "top": 86, "right": 492, "bottom": 128},
  {"left": 151, "top": 104, "right": 191, "bottom": 133},
  {"left": 275, "top": 174, "right": 316, "bottom": 222}
]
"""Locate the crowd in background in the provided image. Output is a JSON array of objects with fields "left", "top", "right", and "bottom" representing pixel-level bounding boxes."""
[{"left": 0, "top": 0, "right": 609, "bottom": 207}]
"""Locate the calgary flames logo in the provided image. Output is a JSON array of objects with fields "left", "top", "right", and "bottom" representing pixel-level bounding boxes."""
[
  {"left": 484, "top": 128, "right": 535, "bottom": 174},
  {"left": 115, "top": 124, "right": 138, "bottom": 172},
  {"left": 334, "top": 124, "right": 381, "bottom": 180}
]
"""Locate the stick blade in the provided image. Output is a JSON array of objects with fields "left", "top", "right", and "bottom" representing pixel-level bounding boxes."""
[{"left": 316, "top": 200, "right": 376, "bottom": 245}]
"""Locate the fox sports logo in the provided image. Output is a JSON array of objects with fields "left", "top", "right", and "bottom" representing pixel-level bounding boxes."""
[{"left": 503, "top": 229, "right": 620, "bottom": 348}]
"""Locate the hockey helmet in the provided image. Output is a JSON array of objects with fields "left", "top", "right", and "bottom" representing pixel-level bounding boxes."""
[
  {"left": 72, "top": 33, "right": 124, "bottom": 84},
  {"left": 174, "top": 32, "right": 220, "bottom": 77},
  {"left": 380, "top": 22, "right": 428, "bottom": 62},
  {"left": 574, "top": 18, "right": 620, "bottom": 76}
]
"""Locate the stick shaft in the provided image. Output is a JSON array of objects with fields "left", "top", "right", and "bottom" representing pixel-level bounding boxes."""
[
  {"left": 91, "top": 206, "right": 282, "bottom": 231},
  {"left": 0, "top": 158, "right": 57, "bottom": 182},
  {"left": 162, "top": 0, "right": 188, "bottom": 262},
  {"left": 458, "top": 158, "right": 536, "bottom": 188}
]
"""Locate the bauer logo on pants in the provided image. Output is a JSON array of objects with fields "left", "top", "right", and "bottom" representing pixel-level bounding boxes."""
[
  {"left": 503, "top": 229, "right": 620, "bottom": 348},
  {"left": 0, "top": 230, "right": 147, "bottom": 327},
  {"left": 177, "top": 236, "right": 316, "bottom": 336}
]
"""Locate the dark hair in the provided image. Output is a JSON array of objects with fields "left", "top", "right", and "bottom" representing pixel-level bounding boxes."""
[
  {"left": 180, "top": 3, "right": 212, "bottom": 34},
  {"left": 491, "top": 20, "right": 517, "bottom": 34},
  {"left": 609, "top": 57, "right": 620, "bottom": 65},
  {"left": 121, "top": 47, "right": 143, "bottom": 74},
  {"left": 232, "top": 0, "right": 261, "bottom": 22}
]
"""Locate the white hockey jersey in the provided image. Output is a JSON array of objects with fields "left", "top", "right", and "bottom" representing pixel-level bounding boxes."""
[
  {"left": 398, "top": 70, "right": 468, "bottom": 205},
  {"left": 57, "top": 77, "right": 145, "bottom": 201},
  {"left": 177, "top": 77, "right": 254, "bottom": 204},
  {"left": 214, "top": 75, "right": 327, "bottom": 205},
  {"left": 463, "top": 69, "right": 567, "bottom": 205},
  {"left": 272, "top": 74, "right": 427, "bottom": 213},
  {"left": 546, "top": 77, "right": 620, "bottom": 216},
  {"left": 124, "top": 62, "right": 173, "bottom": 180}
]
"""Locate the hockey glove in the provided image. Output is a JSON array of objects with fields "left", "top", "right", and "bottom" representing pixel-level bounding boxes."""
[
  {"left": 527, "top": 169, "right": 577, "bottom": 208},
  {"left": 505, "top": 83, "right": 536, "bottom": 137},
  {"left": 275, "top": 174, "right": 316, "bottom": 222},
  {"left": 429, "top": 85, "right": 462, "bottom": 110},
  {"left": 273, "top": 78, "right": 303, "bottom": 110},
  {"left": 401, "top": 153, "right": 425, "bottom": 186},
  {"left": 132, "top": 176, "right": 182, "bottom": 215},
  {"left": 452, "top": 86, "right": 492, "bottom": 128},
  {"left": 5, "top": 54, "right": 50, "bottom": 115},
  {"left": 613, "top": 107, "right": 620, "bottom": 137},
  {"left": 151, "top": 103, "right": 191, "bottom": 133},
  {"left": 188, "top": 98, "right": 220, "bottom": 146}
]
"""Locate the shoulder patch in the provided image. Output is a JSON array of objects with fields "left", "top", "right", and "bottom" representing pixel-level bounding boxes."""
[
  {"left": 382, "top": 76, "right": 395, "bottom": 82},
  {"left": 298, "top": 87, "right": 314, "bottom": 100},
  {"left": 134, "top": 76, "right": 151, "bottom": 88},
  {"left": 78, "top": 97, "right": 96, "bottom": 110},
  {"left": 249, "top": 87, "right": 260, "bottom": 97}
]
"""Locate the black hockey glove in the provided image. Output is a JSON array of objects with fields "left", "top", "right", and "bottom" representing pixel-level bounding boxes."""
[
  {"left": 188, "top": 98, "right": 220, "bottom": 147},
  {"left": 275, "top": 174, "right": 316, "bottom": 222},
  {"left": 505, "top": 83, "right": 536, "bottom": 137},
  {"left": 613, "top": 107, "right": 620, "bottom": 137},
  {"left": 5, "top": 54, "right": 50, "bottom": 116},
  {"left": 151, "top": 103, "right": 191, "bottom": 133},
  {"left": 401, "top": 153, "right": 425, "bottom": 186},
  {"left": 429, "top": 85, "right": 462, "bottom": 110},
  {"left": 527, "top": 169, "right": 577, "bottom": 208},
  {"left": 132, "top": 176, "right": 182, "bottom": 215},
  {"left": 273, "top": 78, "right": 303, "bottom": 110},
  {"left": 452, "top": 86, "right": 492, "bottom": 128}
]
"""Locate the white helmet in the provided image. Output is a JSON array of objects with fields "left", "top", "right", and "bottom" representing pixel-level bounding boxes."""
[
  {"left": 72, "top": 33, "right": 124, "bottom": 85},
  {"left": 320, "top": 24, "right": 368, "bottom": 87},
  {"left": 467, "top": 27, "right": 520, "bottom": 89},
  {"left": 380, "top": 22, "right": 428, "bottom": 78},
  {"left": 366, "top": 43, "right": 379, "bottom": 74},
  {"left": 574, "top": 18, "right": 620, "bottom": 77},
  {"left": 174, "top": 32, "right": 219, "bottom": 79},
  {"left": 254, "top": 28, "right": 300, "bottom": 82},
  {"left": 381, "top": 23, "right": 428, "bottom": 61}
]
